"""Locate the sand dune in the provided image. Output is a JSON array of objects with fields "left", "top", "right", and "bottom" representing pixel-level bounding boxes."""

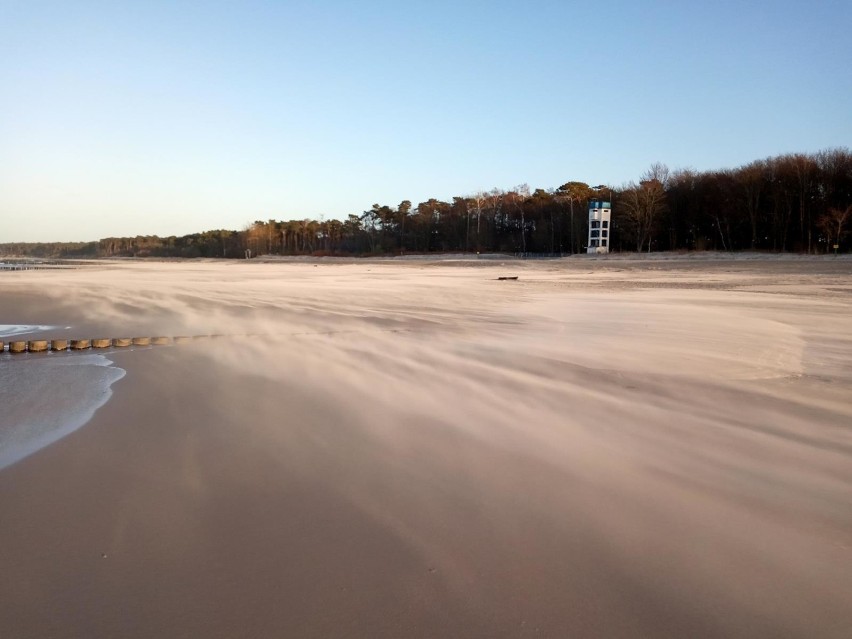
[{"left": 1, "top": 257, "right": 851, "bottom": 637}]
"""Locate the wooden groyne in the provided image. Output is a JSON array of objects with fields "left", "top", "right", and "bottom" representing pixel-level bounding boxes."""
[
  {"left": 0, "top": 328, "right": 409, "bottom": 355},
  {"left": 0, "top": 336, "right": 186, "bottom": 354}
]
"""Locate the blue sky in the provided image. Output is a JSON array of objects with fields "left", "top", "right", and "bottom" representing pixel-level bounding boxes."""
[{"left": 1, "top": 0, "right": 850, "bottom": 242}]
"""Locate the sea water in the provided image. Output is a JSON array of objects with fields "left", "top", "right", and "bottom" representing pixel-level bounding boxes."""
[{"left": 0, "top": 326, "right": 126, "bottom": 471}]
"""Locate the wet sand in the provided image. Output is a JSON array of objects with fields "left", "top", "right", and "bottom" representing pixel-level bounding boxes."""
[{"left": 1, "top": 256, "right": 851, "bottom": 637}]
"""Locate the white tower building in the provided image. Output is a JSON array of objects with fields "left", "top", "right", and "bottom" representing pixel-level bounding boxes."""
[{"left": 587, "top": 200, "right": 611, "bottom": 254}]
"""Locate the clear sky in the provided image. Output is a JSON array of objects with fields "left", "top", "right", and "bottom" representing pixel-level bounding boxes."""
[{"left": 1, "top": 0, "right": 850, "bottom": 242}]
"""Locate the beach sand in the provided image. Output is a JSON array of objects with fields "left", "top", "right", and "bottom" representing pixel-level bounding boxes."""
[{"left": 1, "top": 256, "right": 851, "bottom": 637}]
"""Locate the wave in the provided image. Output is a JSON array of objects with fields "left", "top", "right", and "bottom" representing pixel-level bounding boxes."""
[{"left": 0, "top": 354, "right": 126, "bottom": 471}]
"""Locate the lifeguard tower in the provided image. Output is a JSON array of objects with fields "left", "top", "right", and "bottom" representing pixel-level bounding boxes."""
[{"left": 587, "top": 200, "right": 611, "bottom": 254}]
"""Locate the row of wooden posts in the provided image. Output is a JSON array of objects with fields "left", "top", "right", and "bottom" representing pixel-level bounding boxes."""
[{"left": 0, "top": 336, "right": 204, "bottom": 353}]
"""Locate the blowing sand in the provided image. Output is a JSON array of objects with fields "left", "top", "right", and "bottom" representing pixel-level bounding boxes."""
[{"left": 0, "top": 256, "right": 851, "bottom": 638}]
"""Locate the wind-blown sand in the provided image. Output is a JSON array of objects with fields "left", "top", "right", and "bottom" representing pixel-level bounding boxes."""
[{"left": 1, "top": 256, "right": 851, "bottom": 638}]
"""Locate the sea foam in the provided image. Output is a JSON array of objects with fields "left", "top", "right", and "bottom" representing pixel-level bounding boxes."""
[
  {"left": 0, "top": 324, "right": 59, "bottom": 337},
  {"left": 0, "top": 353, "right": 126, "bottom": 470}
]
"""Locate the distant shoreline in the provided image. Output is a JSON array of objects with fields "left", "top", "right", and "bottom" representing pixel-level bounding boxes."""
[{"left": 2, "top": 250, "right": 851, "bottom": 268}]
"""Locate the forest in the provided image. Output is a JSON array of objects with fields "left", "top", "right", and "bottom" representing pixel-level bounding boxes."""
[{"left": 2, "top": 148, "right": 849, "bottom": 259}]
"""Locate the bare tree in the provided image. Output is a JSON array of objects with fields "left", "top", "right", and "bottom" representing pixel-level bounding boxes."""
[
  {"left": 817, "top": 205, "right": 851, "bottom": 253},
  {"left": 792, "top": 154, "right": 818, "bottom": 253},
  {"left": 620, "top": 164, "right": 669, "bottom": 252},
  {"left": 739, "top": 160, "right": 767, "bottom": 249},
  {"left": 470, "top": 191, "right": 486, "bottom": 248}
]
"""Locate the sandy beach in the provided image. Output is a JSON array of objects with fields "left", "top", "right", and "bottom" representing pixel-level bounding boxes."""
[{"left": 1, "top": 255, "right": 851, "bottom": 638}]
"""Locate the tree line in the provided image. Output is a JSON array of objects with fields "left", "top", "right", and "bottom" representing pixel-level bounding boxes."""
[{"left": 2, "top": 148, "right": 849, "bottom": 259}]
